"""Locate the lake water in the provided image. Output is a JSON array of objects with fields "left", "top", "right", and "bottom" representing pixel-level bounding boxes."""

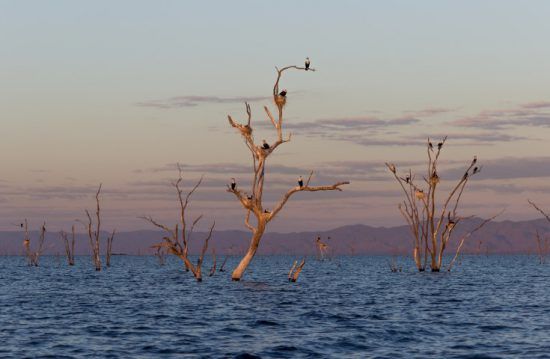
[{"left": 0, "top": 255, "right": 549, "bottom": 358}]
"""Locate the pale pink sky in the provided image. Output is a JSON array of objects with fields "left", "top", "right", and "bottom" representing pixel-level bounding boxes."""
[{"left": 1, "top": 1, "right": 550, "bottom": 232}]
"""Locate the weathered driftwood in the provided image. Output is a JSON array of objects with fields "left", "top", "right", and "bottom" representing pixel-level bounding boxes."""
[
  {"left": 527, "top": 200, "right": 550, "bottom": 264},
  {"left": 59, "top": 225, "right": 76, "bottom": 266},
  {"left": 22, "top": 220, "right": 47, "bottom": 266},
  {"left": 288, "top": 258, "right": 306, "bottom": 282},
  {"left": 141, "top": 167, "right": 215, "bottom": 282},
  {"left": 386, "top": 137, "right": 495, "bottom": 272},
  {"left": 227, "top": 64, "right": 349, "bottom": 280}
]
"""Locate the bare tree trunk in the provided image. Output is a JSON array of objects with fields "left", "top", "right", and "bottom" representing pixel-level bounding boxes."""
[
  {"left": 60, "top": 229, "right": 76, "bottom": 266},
  {"left": 209, "top": 249, "right": 217, "bottom": 277},
  {"left": 22, "top": 219, "right": 32, "bottom": 266},
  {"left": 219, "top": 256, "right": 228, "bottom": 272},
  {"left": 25, "top": 222, "right": 47, "bottom": 267},
  {"left": 232, "top": 222, "right": 265, "bottom": 281},
  {"left": 106, "top": 229, "right": 116, "bottom": 267},
  {"left": 288, "top": 258, "right": 306, "bottom": 282}
]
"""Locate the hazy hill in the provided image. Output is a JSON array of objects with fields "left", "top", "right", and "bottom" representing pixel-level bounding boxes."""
[{"left": 1, "top": 217, "right": 549, "bottom": 256}]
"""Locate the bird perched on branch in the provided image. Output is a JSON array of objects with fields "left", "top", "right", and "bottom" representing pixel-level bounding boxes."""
[
  {"left": 428, "top": 141, "right": 433, "bottom": 150},
  {"left": 437, "top": 142, "right": 443, "bottom": 150},
  {"left": 279, "top": 89, "right": 287, "bottom": 97},
  {"left": 230, "top": 178, "right": 236, "bottom": 190},
  {"left": 298, "top": 176, "right": 304, "bottom": 188},
  {"left": 262, "top": 140, "right": 270, "bottom": 150},
  {"left": 305, "top": 57, "right": 310, "bottom": 71}
]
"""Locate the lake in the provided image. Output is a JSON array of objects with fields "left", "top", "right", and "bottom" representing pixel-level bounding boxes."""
[{"left": 0, "top": 255, "right": 549, "bottom": 358}]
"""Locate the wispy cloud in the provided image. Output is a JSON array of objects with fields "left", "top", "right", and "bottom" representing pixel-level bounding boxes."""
[
  {"left": 137, "top": 95, "right": 269, "bottom": 109},
  {"left": 449, "top": 100, "right": 550, "bottom": 130},
  {"left": 521, "top": 101, "right": 550, "bottom": 109},
  {"left": 442, "top": 156, "right": 550, "bottom": 180},
  {"left": 403, "top": 107, "right": 457, "bottom": 118}
]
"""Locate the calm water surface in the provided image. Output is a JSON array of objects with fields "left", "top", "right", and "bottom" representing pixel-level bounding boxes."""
[{"left": 0, "top": 255, "right": 549, "bottom": 358}]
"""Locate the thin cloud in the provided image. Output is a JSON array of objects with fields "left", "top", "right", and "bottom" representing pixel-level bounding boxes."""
[
  {"left": 449, "top": 100, "right": 550, "bottom": 129},
  {"left": 136, "top": 95, "right": 269, "bottom": 109},
  {"left": 444, "top": 157, "right": 550, "bottom": 180},
  {"left": 256, "top": 116, "right": 420, "bottom": 132},
  {"left": 331, "top": 132, "right": 525, "bottom": 148},
  {"left": 521, "top": 101, "right": 550, "bottom": 109},
  {"left": 403, "top": 107, "right": 457, "bottom": 118}
]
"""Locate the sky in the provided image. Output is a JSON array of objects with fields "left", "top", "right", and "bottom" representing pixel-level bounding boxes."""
[{"left": 1, "top": 1, "right": 550, "bottom": 233}]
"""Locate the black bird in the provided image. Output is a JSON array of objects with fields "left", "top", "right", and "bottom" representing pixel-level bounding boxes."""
[
  {"left": 473, "top": 167, "right": 479, "bottom": 174},
  {"left": 472, "top": 156, "right": 477, "bottom": 165},
  {"left": 279, "top": 89, "right": 287, "bottom": 97},
  {"left": 298, "top": 176, "right": 304, "bottom": 188},
  {"left": 428, "top": 141, "right": 433, "bottom": 150},
  {"left": 20, "top": 223, "right": 23, "bottom": 228},
  {"left": 437, "top": 142, "right": 443, "bottom": 150},
  {"left": 447, "top": 213, "right": 456, "bottom": 228},
  {"left": 262, "top": 140, "right": 270, "bottom": 150},
  {"left": 405, "top": 176, "right": 410, "bottom": 184},
  {"left": 305, "top": 57, "right": 310, "bottom": 70},
  {"left": 230, "top": 178, "right": 236, "bottom": 190}
]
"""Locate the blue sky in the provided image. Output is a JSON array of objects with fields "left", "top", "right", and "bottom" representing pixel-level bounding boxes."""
[{"left": 1, "top": 1, "right": 550, "bottom": 231}]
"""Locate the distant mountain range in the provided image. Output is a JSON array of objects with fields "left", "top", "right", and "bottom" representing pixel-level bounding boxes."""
[{"left": 1, "top": 217, "right": 549, "bottom": 256}]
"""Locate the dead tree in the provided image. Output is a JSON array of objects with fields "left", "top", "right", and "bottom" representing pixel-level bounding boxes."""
[
  {"left": 227, "top": 64, "right": 349, "bottom": 280},
  {"left": 534, "top": 231, "right": 549, "bottom": 264},
  {"left": 22, "top": 219, "right": 31, "bottom": 265},
  {"left": 151, "top": 244, "right": 166, "bottom": 266},
  {"left": 447, "top": 212, "right": 502, "bottom": 271},
  {"left": 209, "top": 248, "right": 217, "bottom": 277},
  {"left": 59, "top": 225, "right": 76, "bottom": 266},
  {"left": 386, "top": 137, "right": 494, "bottom": 272},
  {"left": 82, "top": 184, "right": 116, "bottom": 271},
  {"left": 22, "top": 220, "right": 47, "bottom": 266},
  {"left": 219, "top": 256, "right": 228, "bottom": 272},
  {"left": 527, "top": 200, "right": 550, "bottom": 264},
  {"left": 288, "top": 258, "right": 306, "bottom": 282},
  {"left": 141, "top": 167, "right": 215, "bottom": 282},
  {"left": 105, "top": 229, "right": 116, "bottom": 267},
  {"left": 315, "top": 236, "right": 329, "bottom": 260},
  {"left": 388, "top": 256, "right": 402, "bottom": 273}
]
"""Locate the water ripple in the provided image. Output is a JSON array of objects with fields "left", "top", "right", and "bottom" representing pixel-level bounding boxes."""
[{"left": 1, "top": 255, "right": 549, "bottom": 358}]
